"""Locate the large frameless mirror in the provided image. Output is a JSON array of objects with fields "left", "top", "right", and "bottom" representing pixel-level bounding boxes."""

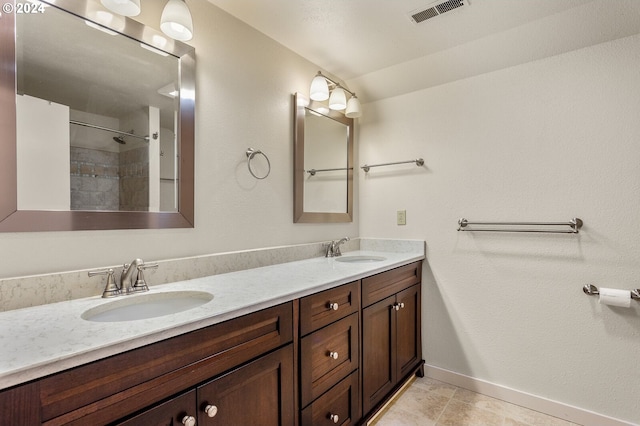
[
  {"left": 294, "top": 93, "right": 353, "bottom": 223},
  {"left": 0, "top": 0, "right": 195, "bottom": 231}
]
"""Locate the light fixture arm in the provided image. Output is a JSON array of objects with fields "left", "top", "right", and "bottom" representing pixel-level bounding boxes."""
[{"left": 316, "top": 71, "right": 356, "bottom": 97}]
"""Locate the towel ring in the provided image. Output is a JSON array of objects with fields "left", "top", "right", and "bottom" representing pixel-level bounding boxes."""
[{"left": 246, "top": 148, "right": 271, "bottom": 180}]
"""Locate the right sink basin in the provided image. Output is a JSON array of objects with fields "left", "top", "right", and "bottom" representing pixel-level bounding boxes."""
[{"left": 334, "top": 255, "right": 386, "bottom": 263}]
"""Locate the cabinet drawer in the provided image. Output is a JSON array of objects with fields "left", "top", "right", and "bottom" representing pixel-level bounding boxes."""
[
  {"left": 116, "top": 390, "right": 196, "bottom": 426},
  {"left": 41, "top": 302, "right": 293, "bottom": 425},
  {"left": 300, "top": 313, "right": 359, "bottom": 407},
  {"left": 300, "top": 281, "right": 360, "bottom": 336},
  {"left": 362, "top": 262, "right": 421, "bottom": 307},
  {"left": 300, "top": 370, "right": 360, "bottom": 426}
]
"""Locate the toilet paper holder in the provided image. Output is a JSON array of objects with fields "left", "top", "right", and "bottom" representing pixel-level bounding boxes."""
[{"left": 583, "top": 284, "right": 640, "bottom": 301}]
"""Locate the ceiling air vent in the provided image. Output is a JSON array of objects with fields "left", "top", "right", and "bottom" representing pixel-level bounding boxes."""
[{"left": 409, "top": 0, "right": 467, "bottom": 24}]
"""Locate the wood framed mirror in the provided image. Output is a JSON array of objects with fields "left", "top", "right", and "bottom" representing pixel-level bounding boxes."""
[
  {"left": 294, "top": 92, "right": 353, "bottom": 223},
  {"left": 0, "top": 0, "right": 195, "bottom": 232}
]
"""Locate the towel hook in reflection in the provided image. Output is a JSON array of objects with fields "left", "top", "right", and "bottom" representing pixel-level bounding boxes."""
[{"left": 246, "top": 148, "right": 271, "bottom": 180}]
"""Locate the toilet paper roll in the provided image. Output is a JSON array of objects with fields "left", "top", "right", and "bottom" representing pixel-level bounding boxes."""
[{"left": 599, "top": 287, "right": 631, "bottom": 308}]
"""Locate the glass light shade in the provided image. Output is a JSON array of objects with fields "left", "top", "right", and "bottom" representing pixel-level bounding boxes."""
[
  {"left": 101, "top": 0, "right": 140, "bottom": 16},
  {"left": 161, "top": 0, "right": 194, "bottom": 41},
  {"left": 345, "top": 95, "right": 362, "bottom": 118},
  {"left": 309, "top": 74, "right": 329, "bottom": 101},
  {"left": 329, "top": 87, "right": 347, "bottom": 110}
]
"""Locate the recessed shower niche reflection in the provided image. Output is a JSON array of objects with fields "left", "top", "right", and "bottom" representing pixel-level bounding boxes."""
[{"left": 16, "top": 2, "right": 180, "bottom": 212}]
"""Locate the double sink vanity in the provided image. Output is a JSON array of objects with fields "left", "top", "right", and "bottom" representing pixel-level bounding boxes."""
[
  {"left": 0, "top": 243, "right": 425, "bottom": 425},
  {"left": 2, "top": 1, "right": 425, "bottom": 424}
]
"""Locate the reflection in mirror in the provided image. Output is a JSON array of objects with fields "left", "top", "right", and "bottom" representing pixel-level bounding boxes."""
[
  {"left": 294, "top": 93, "right": 353, "bottom": 223},
  {"left": 0, "top": 0, "right": 195, "bottom": 231},
  {"left": 17, "top": 2, "right": 178, "bottom": 212}
]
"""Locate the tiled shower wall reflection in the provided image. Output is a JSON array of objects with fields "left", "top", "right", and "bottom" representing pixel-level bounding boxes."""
[
  {"left": 119, "top": 146, "right": 148, "bottom": 211},
  {"left": 70, "top": 146, "right": 148, "bottom": 211},
  {"left": 70, "top": 147, "right": 119, "bottom": 210}
]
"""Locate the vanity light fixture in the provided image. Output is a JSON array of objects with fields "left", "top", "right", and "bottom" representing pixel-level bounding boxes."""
[
  {"left": 160, "top": 0, "right": 194, "bottom": 41},
  {"left": 100, "top": 0, "right": 194, "bottom": 41},
  {"left": 309, "top": 71, "right": 362, "bottom": 118},
  {"left": 329, "top": 86, "right": 347, "bottom": 111},
  {"left": 310, "top": 72, "right": 330, "bottom": 101}
]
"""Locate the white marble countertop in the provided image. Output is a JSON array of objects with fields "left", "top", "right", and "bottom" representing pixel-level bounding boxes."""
[{"left": 0, "top": 250, "right": 424, "bottom": 391}]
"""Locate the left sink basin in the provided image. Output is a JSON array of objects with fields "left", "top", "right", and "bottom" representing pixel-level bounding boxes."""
[{"left": 82, "top": 291, "right": 214, "bottom": 322}]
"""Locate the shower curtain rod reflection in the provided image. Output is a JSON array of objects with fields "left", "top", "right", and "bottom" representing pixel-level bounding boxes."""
[{"left": 70, "top": 120, "right": 158, "bottom": 141}]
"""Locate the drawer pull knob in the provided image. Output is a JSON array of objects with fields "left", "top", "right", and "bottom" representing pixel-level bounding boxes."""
[
  {"left": 329, "top": 351, "right": 339, "bottom": 360},
  {"left": 330, "top": 413, "right": 340, "bottom": 423},
  {"left": 329, "top": 302, "right": 339, "bottom": 311},
  {"left": 204, "top": 404, "right": 218, "bottom": 418},
  {"left": 182, "top": 415, "right": 196, "bottom": 426},
  {"left": 393, "top": 302, "right": 405, "bottom": 311},
  {"left": 399, "top": 302, "right": 405, "bottom": 309}
]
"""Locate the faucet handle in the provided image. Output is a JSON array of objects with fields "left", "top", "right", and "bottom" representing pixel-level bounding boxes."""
[
  {"left": 132, "top": 263, "right": 158, "bottom": 292},
  {"left": 88, "top": 268, "right": 121, "bottom": 298}
]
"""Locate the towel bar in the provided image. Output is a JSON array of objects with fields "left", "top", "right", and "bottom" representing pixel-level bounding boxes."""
[{"left": 457, "top": 218, "right": 583, "bottom": 234}]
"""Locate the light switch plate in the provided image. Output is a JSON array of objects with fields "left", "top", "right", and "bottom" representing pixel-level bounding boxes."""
[{"left": 397, "top": 210, "right": 406, "bottom": 226}]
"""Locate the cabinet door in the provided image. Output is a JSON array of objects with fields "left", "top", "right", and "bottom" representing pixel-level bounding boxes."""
[
  {"left": 116, "top": 390, "right": 196, "bottom": 426},
  {"left": 396, "top": 284, "right": 422, "bottom": 380},
  {"left": 361, "top": 295, "right": 396, "bottom": 415},
  {"left": 0, "top": 383, "right": 40, "bottom": 426},
  {"left": 197, "top": 345, "right": 294, "bottom": 426}
]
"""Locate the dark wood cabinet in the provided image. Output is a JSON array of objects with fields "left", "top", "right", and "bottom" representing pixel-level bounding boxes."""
[
  {"left": 299, "top": 281, "right": 361, "bottom": 425},
  {"left": 0, "top": 260, "right": 423, "bottom": 426},
  {"left": 116, "top": 390, "right": 197, "bottom": 426},
  {"left": 0, "top": 302, "right": 293, "bottom": 426},
  {"left": 299, "top": 281, "right": 360, "bottom": 336},
  {"left": 115, "top": 345, "right": 294, "bottom": 426},
  {"left": 300, "top": 370, "right": 359, "bottom": 426},
  {"left": 362, "top": 294, "right": 396, "bottom": 414},
  {"left": 300, "top": 313, "right": 359, "bottom": 406},
  {"left": 197, "top": 345, "right": 294, "bottom": 426},
  {"left": 0, "top": 382, "right": 40, "bottom": 426},
  {"left": 396, "top": 285, "right": 422, "bottom": 380},
  {"left": 361, "top": 262, "right": 423, "bottom": 419}
]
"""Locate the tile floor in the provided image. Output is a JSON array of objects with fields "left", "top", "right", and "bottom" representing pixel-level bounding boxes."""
[{"left": 371, "top": 377, "right": 581, "bottom": 426}]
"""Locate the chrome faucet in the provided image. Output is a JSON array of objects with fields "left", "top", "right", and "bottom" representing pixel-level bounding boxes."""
[
  {"left": 121, "top": 258, "right": 144, "bottom": 294},
  {"left": 325, "top": 237, "right": 350, "bottom": 257},
  {"left": 89, "top": 258, "right": 158, "bottom": 298}
]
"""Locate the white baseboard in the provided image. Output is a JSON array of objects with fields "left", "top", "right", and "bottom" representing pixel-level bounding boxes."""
[{"left": 424, "top": 364, "right": 637, "bottom": 426}]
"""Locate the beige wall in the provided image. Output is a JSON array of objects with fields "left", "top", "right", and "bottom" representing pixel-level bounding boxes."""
[
  {"left": 0, "top": 0, "right": 358, "bottom": 278},
  {"left": 357, "top": 34, "right": 640, "bottom": 424}
]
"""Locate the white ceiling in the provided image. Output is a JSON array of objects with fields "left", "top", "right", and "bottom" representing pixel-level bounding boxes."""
[{"left": 206, "top": 0, "right": 640, "bottom": 102}]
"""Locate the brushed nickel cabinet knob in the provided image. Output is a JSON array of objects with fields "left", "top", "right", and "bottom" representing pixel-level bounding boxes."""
[
  {"left": 329, "top": 302, "right": 339, "bottom": 311},
  {"left": 181, "top": 415, "right": 196, "bottom": 426},
  {"left": 204, "top": 404, "right": 218, "bottom": 418},
  {"left": 330, "top": 413, "right": 340, "bottom": 423},
  {"left": 329, "top": 351, "right": 339, "bottom": 360}
]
